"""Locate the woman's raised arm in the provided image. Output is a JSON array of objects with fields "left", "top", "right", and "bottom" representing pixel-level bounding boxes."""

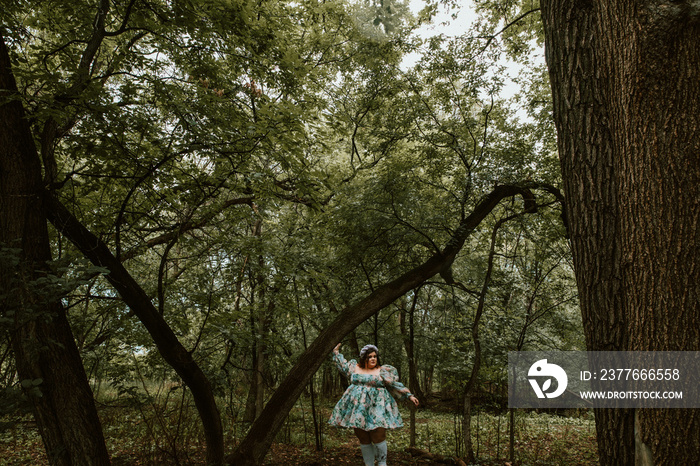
[{"left": 331, "top": 343, "right": 355, "bottom": 379}]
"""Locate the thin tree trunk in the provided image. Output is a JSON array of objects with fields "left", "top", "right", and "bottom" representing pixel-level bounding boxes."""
[
  {"left": 243, "top": 352, "right": 259, "bottom": 422},
  {"left": 348, "top": 331, "right": 360, "bottom": 357},
  {"left": 0, "top": 34, "right": 110, "bottom": 465},
  {"left": 244, "top": 218, "right": 268, "bottom": 422},
  {"left": 462, "top": 396, "right": 474, "bottom": 463},
  {"left": 254, "top": 306, "right": 271, "bottom": 417},
  {"left": 296, "top": 287, "right": 323, "bottom": 452},
  {"left": 243, "top": 266, "right": 257, "bottom": 422},
  {"left": 409, "top": 406, "right": 416, "bottom": 448},
  {"left": 462, "top": 214, "right": 505, "bottom": 463},
  {"left": 399, "top": 290, "right": 422, "bottom": 448},
  {"left": 509, "top": 408, "right": 514, "bottom": 463},
  {"left": 423, "top": 365, "right": 434, "bottom": 395},
  {"left": 400, "top": 289, "right": 425, "bottom": 404}
]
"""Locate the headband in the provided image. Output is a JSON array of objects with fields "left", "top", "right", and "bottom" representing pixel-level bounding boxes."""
[{"left": 360, "top": 344, "right": 378, "bottom": 358}]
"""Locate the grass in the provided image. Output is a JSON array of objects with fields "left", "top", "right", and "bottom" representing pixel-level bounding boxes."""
[{"left": 0, "top": 390, "right": 598, "bottom": 465}]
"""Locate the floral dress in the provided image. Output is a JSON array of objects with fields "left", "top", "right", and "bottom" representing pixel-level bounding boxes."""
[{"left": 329, "top": 352, "right": 413, "bottom": 430}]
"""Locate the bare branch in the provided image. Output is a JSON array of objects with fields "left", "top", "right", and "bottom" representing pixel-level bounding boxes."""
[{"left": 478, "top": 8, "right": 542, "bottom": 54}]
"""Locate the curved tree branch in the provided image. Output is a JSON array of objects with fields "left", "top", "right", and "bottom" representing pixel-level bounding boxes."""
[
  {"left": 44, "top": 192, "right": 225, "bottom": 465},
  {"left": 226, "top": 183, "right": 542, "bottom": 465}
]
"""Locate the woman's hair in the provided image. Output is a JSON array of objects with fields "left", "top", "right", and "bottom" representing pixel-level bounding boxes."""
[{"left": 358, "top": 344, "right": 381, "bottom": 368}]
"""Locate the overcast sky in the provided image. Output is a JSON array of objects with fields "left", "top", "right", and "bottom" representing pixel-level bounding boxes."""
[{"left": 404, "top": 0, "right": 545, "bottom": 116}]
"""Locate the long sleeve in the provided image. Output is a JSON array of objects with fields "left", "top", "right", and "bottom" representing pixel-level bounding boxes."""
[
  {"left": 332, "top": 352, "right": 357, "bottom": 381},
  {"left": 380, "top": 365, "right": 412, "bottom": 401}
]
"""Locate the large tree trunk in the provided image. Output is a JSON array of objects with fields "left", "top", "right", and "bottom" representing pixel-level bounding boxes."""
[
  {"left": 226, "top": 184, "right": 538, "bottom": 465},
  {"left": 540, "top": 2, "right": 700, "bottom": 464},
  {"left": 601, "top": 3, "right": 700, "bottom": 463},
  {"left": 0, "top": 34, "right": 111, "bottom": 465}
]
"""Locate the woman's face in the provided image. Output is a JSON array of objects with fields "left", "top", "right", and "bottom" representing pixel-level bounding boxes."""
[{"left": 366, "top": 351, "right": 378, "bottom": 369}]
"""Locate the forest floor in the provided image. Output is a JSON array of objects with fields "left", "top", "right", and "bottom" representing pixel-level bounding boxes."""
[
  {"left": 0, "top": 410, "right": 598, "bottom": 465},
  {"left": 1, "top": 392, "right": 598, "bottom": 465},
  {"left": 263, "top": 440, "right": 598, "bottom": 465},
  {"left": 0, "top": 437, "right": 597, "bottom": 466}
]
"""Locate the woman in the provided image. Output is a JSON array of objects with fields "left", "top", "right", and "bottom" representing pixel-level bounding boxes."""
[{"left": 329, "top": 343, "right": 419, "bottom": 466}]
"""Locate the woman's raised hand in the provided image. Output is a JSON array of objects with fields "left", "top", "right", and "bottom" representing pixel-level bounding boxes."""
[
  {"left": 333, "top": 343, "right": 341, "bottom": 354},
  {"left": 409, "top": 395, "right": 419, "bottom": 407}
]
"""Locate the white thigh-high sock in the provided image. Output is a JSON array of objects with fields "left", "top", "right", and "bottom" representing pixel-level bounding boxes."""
[
  {"left": 374, "top": 440, "right": 388, "bottom": 466},
  {"left": 360, "top": 443, "right": 375, "bottom": 466}
]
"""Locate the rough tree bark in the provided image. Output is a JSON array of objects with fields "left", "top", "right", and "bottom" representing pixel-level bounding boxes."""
[
  {"left": 226, "top": 184, "right": 539, "bottom": 465},
  {"left": 0, "top": 34, "right": 111, "bottom": 465},
  {"left": 540, "top": 1, "right": 700, "bottom": 464}
]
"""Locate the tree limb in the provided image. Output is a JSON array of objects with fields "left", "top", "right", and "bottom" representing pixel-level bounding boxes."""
[
  {"left": 43, "top": 192, "right": 225, "bottom": 465},
  {"left": 226, "top": 183, "right": 540, "bottom": 465}
]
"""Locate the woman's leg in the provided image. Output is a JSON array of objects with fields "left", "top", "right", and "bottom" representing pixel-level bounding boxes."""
[
  {"left": 354, "top": 429, "right": 374, "bottom": 466},
  {"left": 368, "top": 428, "right": 386, "bottom": 443},
  {"left": 369, "top": 428, "right": 388, "bottom": 466}
]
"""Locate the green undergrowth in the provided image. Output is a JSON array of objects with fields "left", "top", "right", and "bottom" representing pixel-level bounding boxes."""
[{"left": 0, "top": 388, "right": 598, "bottom": 465}]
